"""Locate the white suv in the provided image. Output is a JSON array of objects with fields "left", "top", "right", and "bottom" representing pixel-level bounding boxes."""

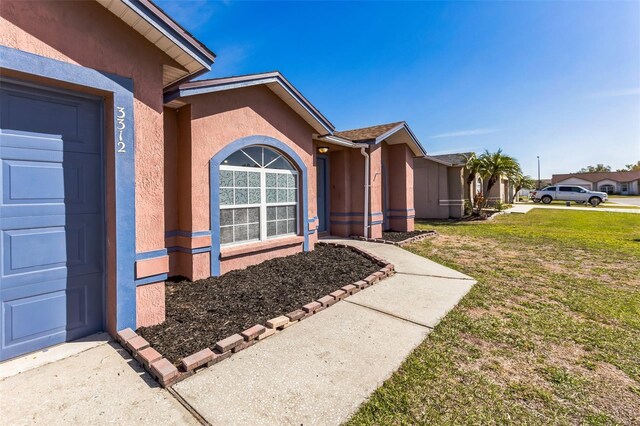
[{"left": 531, "top": 185, "right": 608, "bottom": 206}]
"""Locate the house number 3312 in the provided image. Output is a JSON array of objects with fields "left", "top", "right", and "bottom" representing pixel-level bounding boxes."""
[{"left": 116, "top": 107, "right": 126, "bottom": 153}]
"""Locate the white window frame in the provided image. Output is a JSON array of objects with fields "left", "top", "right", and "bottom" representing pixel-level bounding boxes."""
[{"left": 220, "top": 164, "right": 299, "bottom": 247}]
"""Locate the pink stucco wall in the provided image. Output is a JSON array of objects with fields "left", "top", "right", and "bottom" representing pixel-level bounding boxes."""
[
  {"left": 1, "top": 1, "right": 180, "bottom": 333},
  {"left": 387, "top": 144, "right": 415, "bottom": 232},
  {"left": 169, "top": 85, "right": 318, "bottom": 279}
]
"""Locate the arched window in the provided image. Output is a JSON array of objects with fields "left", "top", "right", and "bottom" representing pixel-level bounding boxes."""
[{"left": 219, "top": 146, "right": 298, "bottom": 245}]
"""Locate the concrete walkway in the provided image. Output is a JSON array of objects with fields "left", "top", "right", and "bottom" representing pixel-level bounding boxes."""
[
  {"left": 0, "top": 339, "right": 198, "bottom": 425},
  {"left": 0, "top": 239, "right": 475, "bottom": 425},
  {"left": 508, "top": 203, "right": 640, "bottom": 214},
  {"left": 173, "top": 238, "right": 475, "bottom": 425}
]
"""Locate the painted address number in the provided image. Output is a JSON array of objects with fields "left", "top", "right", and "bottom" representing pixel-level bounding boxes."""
[{"left": 116, "top": 106, "right": 126, "bottom": 153}]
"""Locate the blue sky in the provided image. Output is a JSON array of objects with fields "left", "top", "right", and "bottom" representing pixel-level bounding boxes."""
[{"left": 157, "top": 0, "right": 640, "bottom": 178}]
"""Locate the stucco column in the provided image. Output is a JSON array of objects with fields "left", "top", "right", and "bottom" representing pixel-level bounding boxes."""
[{"left": 387, "top": 144, "right": 415, "bottom": 232}]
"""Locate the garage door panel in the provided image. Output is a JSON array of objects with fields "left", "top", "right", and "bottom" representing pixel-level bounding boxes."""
[
  {"left": 1, "top": 88, "right": 102, "bottom": 154},
  {"left": 0, "top": 129, "right": 63, "bottom": 152},
  {"left": 3, "top": 159, "right": 65, "bottom": 204},
  {"left": 0, "top": 81, "right": 104, "bottom": 361},
  {"left": 3, "top": 227, "right": 67, "bottom": 274}
]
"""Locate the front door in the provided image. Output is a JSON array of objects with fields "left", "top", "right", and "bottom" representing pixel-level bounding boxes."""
[
  {"left": 316, "top": 156, "right": 328, "bottom": 233},
  {"left": 0, "top": 81, "right": 105, "bottom": 361}
]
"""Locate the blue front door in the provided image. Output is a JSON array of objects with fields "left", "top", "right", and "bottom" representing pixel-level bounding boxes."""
[
  {"left": 316, "top": 156, "right": 328, "bottom": 233},
  {"left": 0, "top": 81, "right": 105, "bottom": 361}
]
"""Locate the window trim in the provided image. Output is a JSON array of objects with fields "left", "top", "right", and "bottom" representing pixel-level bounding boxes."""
[
  {"left": 219, "top": 164, "right": 299, "bottom": 248},
  {"left": 210, "top": 136, "right": 310, "bottom": 278}
]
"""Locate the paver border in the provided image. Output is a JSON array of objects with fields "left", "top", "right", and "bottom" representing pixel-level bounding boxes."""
[
  {"left": 350, "top": 230, "right": 437, "bottom": 246},
  {"left": 117, "top": 242, "right": 395, "bottom": 387}
]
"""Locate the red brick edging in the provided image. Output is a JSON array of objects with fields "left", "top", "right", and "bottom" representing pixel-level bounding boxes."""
[
  {"left": 117, "top": 242, "right": 395, "bottom": 387},
  {"left": 350, "top": 230, "right": 437, "bottom": 246}
]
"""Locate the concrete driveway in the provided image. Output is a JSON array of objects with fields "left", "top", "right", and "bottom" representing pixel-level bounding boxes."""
[
  {"left": 609, "top": 197, "right": 640, "bottom": 206},
  {"left": 0, "top": 239, "right": 475, "bottom": 425}
]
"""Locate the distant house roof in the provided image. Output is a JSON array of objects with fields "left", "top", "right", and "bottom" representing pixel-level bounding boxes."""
[
  {"left": 330, "top": 121, "right": 427, "bottom": 156},
  {"left": 429, "top": 152, "right": 474, "bottom": 167},
  {"left": 552, "top": 171, "right": 640, "bottom": 183},
  {"left": 165, "top": 71, "right": 335, "bottom": 133}
]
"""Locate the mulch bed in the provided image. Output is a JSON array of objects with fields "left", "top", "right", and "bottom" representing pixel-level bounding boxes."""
[
  {"left": 381, "top": 230, "right": 433, "bottom": 242},
  {"left": 137, "top": 245, "right": 380, "bottom": 365}
]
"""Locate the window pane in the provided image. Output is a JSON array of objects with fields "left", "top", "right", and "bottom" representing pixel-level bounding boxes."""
[
  {"left": 220, "top": 188, "right": 234, "bottom": 205},
  {"left": 277, "top": 206, "right": 287, "bottom": 219},
  {"left": 286, "top": 205, "right": 296, "bottom": 219},
  {"left": 267, "top": 206, "right": 276, "bottom": 221},
  {"left": 220, "top": 227, "right": 233, "bottom": 244},
  {"left": 266, "top": 173, "right": 277, "bottom": 188},
  {"left": 248, "top": 172, "right": 260, "bottom": 187},
  {"left": 220, "top": 209, "right": 233, "bottom": 226},
  {"left": 248, "top": 223, "right": 260, "bottom": 240},
  {"left": 223, "top": 150, "right": 257, "bottom": 167},
  {"left": 234, "top": 224, "right": 248, "bottom": 241},
  {"left": 249, "top": 188, "right": 261, "bottom": 204},
  {"left": 288, "top": 189, "right": 296, "bottom": 202},
  {"left": 266, "top": 189, "right": 277, "bottom": 203},
  {"left": 287, "top": 219, "right": 296, "bottom": 233},
  {"left": 241, "top": 147, "right": 263, "bottom": 166},
  {"left": 263, "top": 148, "right": 280, "bottom": 167},
  {"left": 287, "top": 174, "right": 296, "bottom": 188},
  {"left": 269, "top": 156, "right": 295, "bottom": 170},
  {"left": 277, "top": 174, "right": 288, "bottom": 188},
  {"left": 277, "top": 189, "right": 287, "bottom": 203},
  {"left": 276, "top": 220, "right": 287, "bottom": 235},
  {"left": 234, "top": 171, "right": 247, "bottom": 187},
  {"left": 267, "top": 221, "right": 277, "bottom": 237},
  {"left": 248, "top": 207, "right": 260, "bottom": 223},
  {"left": 220, "top": 170, "right": 233, "bottom": 187},
  {"left": 234, "top": 208, "right": 248, "bottom": 224},
  {"left": 235, "top": 188, "right": 248, "bottom": 204}
]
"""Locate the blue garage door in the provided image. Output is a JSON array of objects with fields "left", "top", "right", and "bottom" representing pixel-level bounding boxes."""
[{"left": 0, "top": 81, "right": 105, "bottom": 361}]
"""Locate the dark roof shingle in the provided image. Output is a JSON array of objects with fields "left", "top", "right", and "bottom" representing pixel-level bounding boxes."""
[
  {"left": 334, "top": 122, "right": 403, "bottom": 142},
  {"left": 430, "top": 152, "right": 475, "bottom": 166}
]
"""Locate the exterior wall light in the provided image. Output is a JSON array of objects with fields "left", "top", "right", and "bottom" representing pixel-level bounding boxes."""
[{"left": 317, "top": 146, "right": 329, "bottom": 154}]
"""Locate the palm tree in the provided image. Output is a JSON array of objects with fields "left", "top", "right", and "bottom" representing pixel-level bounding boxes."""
[
  {"left": 509, "top": 173, "right": 535, "bottom": 203},
  {"left": 478, "top": 149, "right": 521, "bottom": 195},
  {"left": 464, "top": 153, "right": 483, "bottom": 205}
]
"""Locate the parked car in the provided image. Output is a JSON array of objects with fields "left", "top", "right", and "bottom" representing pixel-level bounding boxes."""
[{"left": 530, "top": 185, "right": 608, "bottom": 206}]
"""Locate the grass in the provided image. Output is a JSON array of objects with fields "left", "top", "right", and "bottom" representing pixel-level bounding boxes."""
[
  {"left": 347, "top": 210, "right": 640, "bottom": 425},
  {"left": 523, "top": 200, "right": 640, "bottom": 209}
]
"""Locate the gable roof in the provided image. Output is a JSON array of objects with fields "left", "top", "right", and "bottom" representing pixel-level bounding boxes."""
[
  {"left": 552, "top": 171, "right": 640, "bottom": 183},
  {"left": 97, "top": 0, "right": 215, "bottom": 87},
  {"left": 164, "top": 71, "right": 335, "bottom": 134},
  {"left": 331, "top": 121, "right": 427, "bottom": 156},
  {"left": 429, "top": 152, "right": 474, "bottom": 167}
]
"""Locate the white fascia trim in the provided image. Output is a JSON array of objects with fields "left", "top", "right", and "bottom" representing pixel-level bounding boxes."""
[
  {"left": 121, "top": 0, "right": 211, "bottom": 69},
  {"left": 374, "top": 123, "right": 428, "bottom": 157}
]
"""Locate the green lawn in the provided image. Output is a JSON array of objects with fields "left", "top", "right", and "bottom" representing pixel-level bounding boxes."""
[{"left": 347, "top": 210, "right": 640, "bottom": 425}]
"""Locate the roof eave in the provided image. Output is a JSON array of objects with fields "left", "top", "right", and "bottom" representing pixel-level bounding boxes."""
[{"left": 165, "top": 73, "right": 335, "bottom": 134}]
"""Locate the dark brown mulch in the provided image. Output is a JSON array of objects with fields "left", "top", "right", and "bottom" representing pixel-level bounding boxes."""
[
  {"left": 381, "top": 230, "right": 435, "bottom": 242},
  {"left": 137, "top": 245, "right": 380, "bottom": 365}
]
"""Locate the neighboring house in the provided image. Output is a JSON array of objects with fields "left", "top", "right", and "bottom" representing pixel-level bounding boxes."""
[
  {"left": 552, "top": 171, "right": 640, "bottom": 195},
  {"left": 413, "top": 153, "right": 470, "bottom": 219},
  {"left": 414, "top": 152, "right": 514, "bottom": 219},
  {"left": 0, "top": 1, "right": 424, "bottom": 360}
]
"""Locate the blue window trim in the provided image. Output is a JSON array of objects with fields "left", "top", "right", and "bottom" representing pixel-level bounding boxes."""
[
  {"left": 209, "top": 135, "right": 309, "bottom": 277},
  {"left": 1, "top": 46, "right": 137, "bottom": 331}
]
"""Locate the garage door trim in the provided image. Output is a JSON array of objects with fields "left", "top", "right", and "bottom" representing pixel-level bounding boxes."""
[{"left": 1, "top": 45, "right": 137, "bottom": 332}]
